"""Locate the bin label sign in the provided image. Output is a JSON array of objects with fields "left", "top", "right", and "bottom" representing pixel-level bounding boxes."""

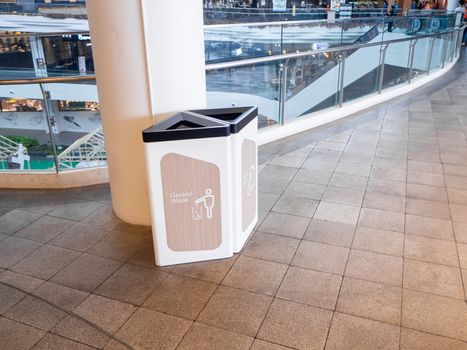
[
  {"left": 242, "top": 139, "right": 257, "bottom": 231},
  {"left": 161, "top": 153, "right": 222, "bottom": 252}
]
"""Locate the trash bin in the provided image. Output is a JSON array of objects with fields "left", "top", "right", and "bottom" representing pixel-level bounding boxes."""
[
  {"left": 142, "top": 112, "right": 233, "bottom": 266},
  {"left": 191, "top": 107, "right": 258, "bottom": 252}
]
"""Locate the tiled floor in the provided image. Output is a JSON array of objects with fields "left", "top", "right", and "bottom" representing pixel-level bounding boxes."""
[{"left": 2, "top": 58, "right": 467, "bottom": 350}]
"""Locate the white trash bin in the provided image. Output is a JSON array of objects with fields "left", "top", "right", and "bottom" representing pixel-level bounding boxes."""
[
  {"left": 142, "top": 112, "right": 233, "bottom": 266},
  {"left": 191, "top": 107, "right": 258, "bottom": 253}
]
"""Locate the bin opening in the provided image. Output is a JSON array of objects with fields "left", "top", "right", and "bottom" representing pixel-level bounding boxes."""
[
  {"left": 168, "top": 121, "right": 204, "bottom": 130},
  {"left": 190, "top": 106, "right": 258, "bottom": 134}
]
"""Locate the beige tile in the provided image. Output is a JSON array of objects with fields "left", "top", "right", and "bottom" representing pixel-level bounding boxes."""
[
  {"left": 458, "top": 243, "right": 467, "bottom": 270},
  {"left": 370, "top": 165, "right": 406, "bottom": 182},
  {"left": 172, "top": 256, "right": 237, "bottom": 284},
  {"left": 400, "top": 328, "right": 467, "bottom": 350},
  {"left": 250, "top": 339, "right": 293, "bottom": 350},
  {"left": 447, "top": 188, "right": 467, "bottom": 205},
  {"left": 358, "top": 208, "right": 405, "bottom": 233},
  {"left": 337, "top": 277, "right": 401, "bottom": 325},
  {"left": 314, "top": 202, "right": 360, "bottom": 225},
  {"left": 363, "top": 192, "right": 405, "bottom": 213},
  {"left": 177, "top": 322, "right": 253, "bottom": 350},
  {"left": 322, "top": 186, "right": 365, "bottom": 206},
  {"left": 450, "top": 204, "right": 467, "bottom": 223},
  {"left": 406, "top": 198, "right": 451, "bottom": 220},
  {"left": 0, "top": 270, "right": 44, "bottom": 293},
  {"left": 277, "top": 266, "right": 341, "bottom": 310},
  {"left": 402, "top": 289, "right": 467, "bottom": 341},
  {"left": 33, "top": 333, "right": 97, "bottom": 350},
  {"left": 407, "top": 183, "right": 448, "bottom": 202},
  {"left": 73, "top": 294, "right": 136, "bottom": 334},
  {"left": 367, "top": 178, "right": 406, "bottom": 196},
  {"left": 291, "top": 241, "right": 349, "bottom": 275},
  {"left": 257, "top": 299, "right": 333, "bottom": 350},
  {"left": 345, "top": 249, "right": 403, "bottom": 286},
  {"left": 407, "top": 171, "right": 445, "bottom": 187},
  {"left": 198, "top": 286, "right": 271, "bottom": 337},
  {"left": 446, "top": 175, "right": 467, "bottom": 190},
  {"left": 335, "top": 162, "right": 371, "bottom": 177},
  {"left": 325, "top": 312, "right": 400, "bottom": 350},
  {"left": 405, "top": 214, "right": 454, "bottom": 240},
  {"left": 258, "top": 212, "right": 310, "bottom": 239},
  {"left": 406, "top": 256, "right": 464, "bottom": 299},
  {"left": 272, "top": 196, "right": 318, "bottom": 217},
  {"left": 283, "top": 181, "right": 326, "bottom": 200},
  {"left": 329, "top": 173, "right": 368, "bottom": 191},
  {"left": 0, "top": 317, "right": 45, "bottom": 350},
  {"left": 243, "top": 232, "right": 299, "bottom": 264},
  {"left": 352, "top": 226, "right": 404, "bottom": 256},
  {"left": 408, "top": 160, "right": 443, "bottom": 174},
  {"left": 32, "top": 281, "right": 89, "bottom": 311},
  {"left": 304, "top": 219, "right": 355, "bottom": 247},
  {"left": 404, "top": 235, "right": 459, "bottom": 267},
  {"left": 143, "top": 274, "right": 216, "bottom": 320},
  {"left": 223, "top": 256, "right": 287, "bottom": 296},
  {"left": 115, "top": 308, "right": 192, "bottom": 350},
  {"left": 294, "top": 168, "right": 332, "bottom": 185},
  {"left": 455, "top": 222, "right": 467, "bottom": 243}
]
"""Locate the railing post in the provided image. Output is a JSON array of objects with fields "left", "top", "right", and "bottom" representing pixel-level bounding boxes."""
[
  {"left": 450, "top": 31, "right": 458, "bottom": 62},
  {"left": 279, "top": 60, "right": 288, "bottom": 126},
  {"left": 39, "top": 83, "right": 60, "bottom": 174},
  {"left": 338, "top": 52, "right": 346, "bottom": 107},
  {"left": 378, "top": 43, "right": 389, "bottom": 93},
  {"left": 408, "top": 39, "right": 418, "bottom": 84},
  {"left": 426, "top": 37, "right": 436, "bottom": 75},
  {"left": 441, "top": 33, "right": 448, "bottom": 68},
  {"left": 455, "top": 29, "right": 463, "bottom": 57}
]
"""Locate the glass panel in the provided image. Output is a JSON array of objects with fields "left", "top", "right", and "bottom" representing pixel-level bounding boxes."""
[
  {"left": 0, "top": 84, "right": 56, "bottom": 172},
  {"left": 429, "top": 35, "right": 444, "bottom": 71},
  {"left": 206, "top": 61, "right": 281, "bottom": 129},
  {"left": 41, "top": 80, "right": 104, "bottom": 171},
  {"left": 283, "top": 51, "right": 340, "bottom": 121},
  {"left": 382, "top": 41, "right": 410, "bottom": 89},
  {"left": 411, "top": 38, "right": 431, "bottom": 79},
  {"left": 342, "top": 44, "right": 380, "bottom": 102}
]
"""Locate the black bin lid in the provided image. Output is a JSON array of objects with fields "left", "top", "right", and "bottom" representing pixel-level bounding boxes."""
[
  {"left": 190, "top": 106, "right": 258, "bottom": 134},
  {"left": 142, "top": 112, "right": 230, "bottom": 143}
]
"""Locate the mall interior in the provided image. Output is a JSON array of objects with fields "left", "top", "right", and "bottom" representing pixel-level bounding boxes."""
[{"left": 0, "top": 0, "right": 467, "bottom": 349}]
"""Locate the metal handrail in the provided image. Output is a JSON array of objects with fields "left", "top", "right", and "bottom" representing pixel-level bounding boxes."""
[{"left": 0, "top": 75, "right": 96, "bottom": 85}]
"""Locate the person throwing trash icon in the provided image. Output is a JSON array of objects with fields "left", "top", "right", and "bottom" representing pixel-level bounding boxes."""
[{"left": 195, "top": 188, "right": 215, "bottom": 219}]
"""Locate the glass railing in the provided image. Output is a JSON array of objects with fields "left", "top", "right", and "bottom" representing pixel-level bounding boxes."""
[{"left": 0, "top": 23, "right": 463, "bottom": 174}]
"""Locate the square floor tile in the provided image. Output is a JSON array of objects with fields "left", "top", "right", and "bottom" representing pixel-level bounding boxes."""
[
  {"left": 404, "top": 235, "right": 459, "bottom": 267},
  {"left": 48, "top": 201, "right": 103, "bottom": 221},
  {"left": 0, "top": 270, "right": 44, "bottom": 293},
  {"left": 370, "top": 166, "right": 406, "bottom": 182},
  {"left": 177, "top": 322, "right": 253, "bottom": 350},
  {"left": 403, "top": 259, "right": 464, "bottom": 299},
  {"left": 260, "top": 165, "right": 298, "bottom": 180},
  {"left": 276, "top": 266, "right": 341, "bottom": 310},
  {"left": 407, "top": 183, "right": 448, "bottom": 203},
  {"left": 5, "top": 296, "right": 65, "bottom": 331},
  {"left": 250, "top": 339, "right": 293, "bottom": 350},
  {"left": 408, "top": 160, "right": 443, "bottom": 174},
  {"left": 345, "top": 249, "right": 403, "bottom": 287},
  {"left": 407, "top": 171, "right": 445, "bottom": 187},
  {"left": 172, "top": 256, "right": 237, "bottom": 284},
  {"left": 400, "top": 328, "right": 467, "bottom": 350},
  {"left": 223, "top": 256, "right": 287, "bottom": 296},
  {"left": 367, "top": 178, "right": 406, "bottom": 197},
  {"left": 358, "top": 208, "right": 405, "bottom": 233},
  {"left": 314, "top": 202, "right": 360, "bottom": 225},
  {"left": 458, "top": 243, "right": 467, "bottom": 270},
  {"left": 51, "top": 253, "right": 122, "bottom": 292},
  {"left": 329, "top": 173, "right": 368, "bottom": 191},
  {"left": 406, "top": 198, "right": 451, "bottom": 220},
  {"left": 294, "top": 168, "right": 333, "bottom": 185},
  {"left": 12, "top": 244, "right": 79, "bottom": 280},
  {"left": 405, "top": 214, "right": 454, "bottom": 240},
  {"left": 33, "top": 281, "right": 89, "bottom": 311},
  {"left": 31, "top": 333, "right": 96, "bottom": 350},
  {"left": 322, "top": 186, "right": 365, "bottom": 206},
  {"left": 291, "top": 240, "right": 349, "bottom": 275},
  {"left": 95, "top": 263, "right": 167, "bottom": 305},
  {"left": 52, "top": 315, "right": 110, "bottom": 348},
  {"left": 258, "top": 175, "right": 290, "bottom": 194},
  {"left": 243, "top": 232, "right": 300, "bottom": 264},
  {"left": 402, "top": 289, "right": 467, "bottom": 342},
  {"left": 0, "top": 209, "right": 42, "bottom": 234},
  {"left": 80, "top": 205, "right": 122, "bottom": 230},
  {"left": 304, "top": 219, "right": 355, "bottom": 247},
  {"left": 258, "top": 212, "right": 310, "bottom": 239},
  {"left": 0, "top": 317, "right": 45, "bottom": 350},
  {"left": 198, "top": 286, "right": 271, "bottom": 337},
  {"left": 143, "top": 274, "right": 216, "bottom": 320},
  {"left": 363, "top": 192, "right": 406, "bottom": 213},
  {"left": 0, "top": 236, "right": 41, "bottom": 269},
  {"left": 258, "top": 192, "right": 280, "bottom": 212},
  {"left": 272, "top": 196, "right": 318, "bottom": 217},
  {"left": 352, "top": 227, "right": 404, "bottom": 257},
  {"left": 87, "top": 229, "right": 147, "bottom": 261},
  {"left": 283, "top": 181, "right": 326, "bottom": 200},
  {"left": 450, "top": 204, "right": 467, "bottom": 223},
  {"left": 257, "top": 298, "right": 332, "bottom": 350},
  {"left": 326, "top": 312, "right": 400, "bottom": 350},
  {"left": 337, "top": 277, "right": 401, "bottom": 325},
  {"left": 454, "top": 222, "right": 467, "bottom": 244},
  {"left": 447, "top": 188, "right": 467, "bottom": 205},
  {"left": 15, "top": 216, "right": 75, "bottom": 243},
  {"left": 335, "top": 162, "right": 372, "bottom": 177},
  {"left": 50, "top": 223, "right": 110, "bottom": 252},
  {"left": 74, "top": 294, "right": 136, "bottom": 334},
  {"left": 0, "top": 283, "right": 26, "bottom": 315}
]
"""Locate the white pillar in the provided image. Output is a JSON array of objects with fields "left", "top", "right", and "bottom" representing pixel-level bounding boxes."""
[
  {"left": 447, "top": 0, "right": 458, "bottom": 11},
  {"left": 30, "top": 37, "right": 48, "bottom": 77},
  {"left": 86, "top": 0, "right": 207, "bottom": 225}
]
